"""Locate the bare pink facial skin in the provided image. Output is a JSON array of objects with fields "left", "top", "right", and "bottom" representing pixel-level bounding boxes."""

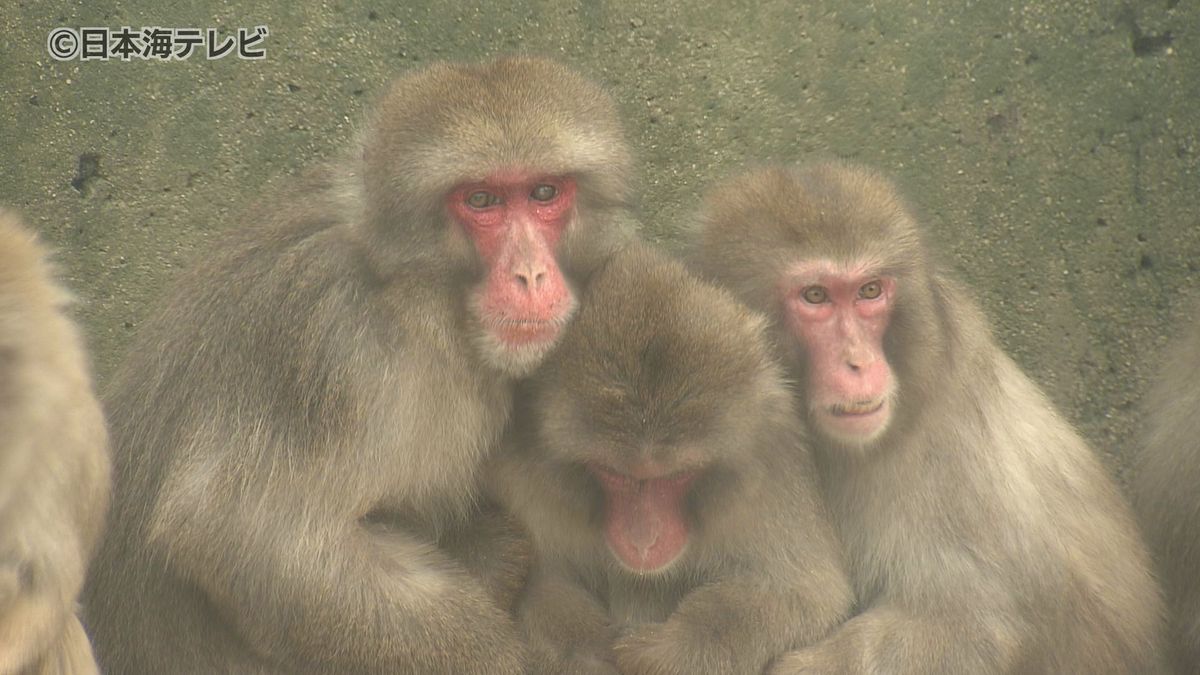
[
  {"left": 781, "top": 260, "right": 897, "bottom": 446},
  {"left": 447, "top": 172, "right": 579, "bottom": 374},
  {"left": 587, "top": 461, "right": 699, "bottom": 574}
]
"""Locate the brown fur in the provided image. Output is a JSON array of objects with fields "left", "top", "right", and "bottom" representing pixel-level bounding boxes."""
[
  {"left": 688, "top": 162, "right": 1165, "bottom": 673},
  {"left": 493, "top": 244, "right": 853, "bottom": 674},
  {"left": 1134, "top": 311, "right": 1200, "bottom": 674},
  {"left": 0, "top": 211, "right": 109, "bottom": 674},
  {"left": 82, "top": 57, "right": 637, "bottom": 674}
]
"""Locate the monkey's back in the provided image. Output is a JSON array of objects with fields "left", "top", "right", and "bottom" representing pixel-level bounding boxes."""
[{"left": 1135, "top": 316, "right": 1200, "bottom": 674}]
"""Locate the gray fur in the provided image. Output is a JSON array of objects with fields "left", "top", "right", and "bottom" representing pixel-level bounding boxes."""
[
  {"left": 1134, "top": 311, "right": 1200, "bottom": 674},
  {"left": 82, "top": 57, "right": 635, "bottom": 674},
  {"left": 689, "top": 162, "right": 1166, "bottom": 674},
  {"left": 494, "top": 244, "right": 854, "bottom": 674}
]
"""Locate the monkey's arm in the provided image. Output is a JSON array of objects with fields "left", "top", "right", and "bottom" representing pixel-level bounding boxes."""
[
  {"left": 148, "top": 475, "right": 527, "bottom": 675},
  {"left": 518, "top": 565, "right": 620, "bottom": 675},
  {"left": 614, "top": 568, "right": 850, "bottom": 675},
  {"left": 439, "top": 502, "right": 532, "bottom": 612},
  {"left": 614, "top": 451, "right": 854, "bottom": 675},
  {"left": 768, "top": 599, "right": 1025, "bottom": 674}
]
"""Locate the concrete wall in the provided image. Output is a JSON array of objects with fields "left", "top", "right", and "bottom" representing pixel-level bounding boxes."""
[{"left": 1, "top": 0, "right": 1197, "bottom": 482}]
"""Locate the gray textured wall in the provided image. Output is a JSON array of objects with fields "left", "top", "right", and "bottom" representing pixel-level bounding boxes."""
[{"left": 1, "top": 1, "right": 1196, "bottom": 483}]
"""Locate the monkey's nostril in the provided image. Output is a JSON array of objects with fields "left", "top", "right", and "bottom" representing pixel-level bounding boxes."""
[{"left": 515, "top": 269, "right": 546, "bottom": 290}]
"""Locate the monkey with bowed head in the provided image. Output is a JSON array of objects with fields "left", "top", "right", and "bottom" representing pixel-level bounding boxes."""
[
  {"left": 0, "top": 210, "right": 110, "bottom": 675},
  {"left": 493, "top": 244, "right": 854, "bottom": 675},
  {"left": 687, "top": 162, "right": 1165, "bottom": 673},
  {"left": 83, "top": 57, "right": 638, "bottom": 674},
  {"left": 1134, "top": 311, "right": 1200, "bottom": 674}
]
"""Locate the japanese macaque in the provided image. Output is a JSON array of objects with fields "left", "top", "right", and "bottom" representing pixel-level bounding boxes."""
[
  {"left": 1134, "top": 313, "right": 1200, "bottom": 674},
  {"left": 0, "top": 211, "right": 109, "bottom": 674},
  {"left": 493, "top": 244, "right": 854, "bottom": 675},
  {"left": 686, "top": 162, "right": 1165, "bottom": 673},
  {"left": 83, "top": 57, "right": 638, "bottom": 674}
]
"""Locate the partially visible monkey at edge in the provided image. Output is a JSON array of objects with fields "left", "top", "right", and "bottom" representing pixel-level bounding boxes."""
[
  {"left": 492, "top": 244, "right": 854, "bottom": 675},
  {"left": 83, "top": 57, "right": 639, "bottom": 674},
  {"left": 686, "top": 162, "right": 1165, "bottom": 673},
  {"left": 1134, "top": 311, "right": 1200, "bottom": 674},
  {"left": 0, "top": 210, "right": 110, "bottom": 675}
]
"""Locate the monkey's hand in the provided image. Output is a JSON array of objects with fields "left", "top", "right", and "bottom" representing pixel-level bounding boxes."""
[
  {"left": 441, "top": 504, "right": 532, "bottom": 612},
  {"left": 615, "top": 573, "right": 850, "bottom": 675},
  {"left": 766, "top": 629, "right": 865, "bottom": 675},
  {"left": 519, "top": 567, "right": 619, "bottom": 675},
  {"left": 613, "top": 622, "right": 689, "bottom": 675},
  {"left": 620, "top": 620, "right": 840, "bottom": 675},
  {"left": 613, "top": 601, "right": 748, "bottom": 674}
]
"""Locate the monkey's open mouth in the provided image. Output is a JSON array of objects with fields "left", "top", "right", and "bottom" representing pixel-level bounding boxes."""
[{"left": 830, "top": 400, "right": 885, "bottom": 417}]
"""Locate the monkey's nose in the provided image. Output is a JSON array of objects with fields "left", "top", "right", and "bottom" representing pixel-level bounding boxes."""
[
  {"left": 515, "top": 268, "right": 547, "bottom": 290},
  {"left": 844, "top": 345, "right": 875, "bottom": 373}
]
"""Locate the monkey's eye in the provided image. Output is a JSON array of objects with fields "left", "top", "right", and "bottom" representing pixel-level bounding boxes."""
[
  {"left": 466, "top": 191, "right": 501, "bottom": 209},
  {"left": 859, "top": 281, "right": 883, "bottom": 300},
  {"left": 530, "top": 184, "right": 558, "bottom": 202},
  {"left": 801, "top": 286, "right": 828, "bottom": 304}
]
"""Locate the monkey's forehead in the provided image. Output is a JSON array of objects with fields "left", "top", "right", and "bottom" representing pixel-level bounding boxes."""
[
  {"left": 371, "top": 58, "right": 626, "bottom": 162},
  {"left": 363, "top": 60, "right": 633, "bottom": 211},
  {"left": 781, "top": 258, "right": 894, "bottom": 284},
  {"left": 692, "top": 164, "right": 928, "bottom": 287},
  {"left": 554, "top": 303, "right": 769, "bottom": 417}
]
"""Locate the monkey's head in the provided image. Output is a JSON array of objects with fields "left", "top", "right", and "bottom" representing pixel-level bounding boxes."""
[
  {"left": 532, "top": 245, "right": 789, "bottom": 575},
  {"left": 361, "top": 56, "right": 635, "bottom": 377},
  {"left": 689, "top": 162, "right": 944, "bottom": 452}
]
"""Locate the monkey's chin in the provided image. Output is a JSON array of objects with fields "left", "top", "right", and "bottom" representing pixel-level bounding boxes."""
[
  {"left": 472, "top": 321, "right": 566, "bottom": 374},
  {"left": 817, "top": 399, "right": 891, "bottom": 447},
  {"left": 474, "top": 302, "right": 578, "bottom": 378}
]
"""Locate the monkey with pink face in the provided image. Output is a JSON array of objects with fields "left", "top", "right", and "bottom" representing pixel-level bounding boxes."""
[
  {"left": 493, "top": 243, "right": 853, "bottom": 675},
  {"left": 688, "top": 162, "right": 1165, "bottom": 674},
  {"left": 83, "top": 57, "right": 637, "bottom": 674}
]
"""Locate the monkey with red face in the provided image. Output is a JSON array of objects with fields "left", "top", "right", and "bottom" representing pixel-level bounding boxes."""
[
  {"left": 494, "top": 244, "right": 853, "bottom": 675},
  {"left": 688, "top": 162, "right": 1165, "bottom": 674},
  {"left": 83, "top": 57, "right": 637, "bottom": 674}
]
